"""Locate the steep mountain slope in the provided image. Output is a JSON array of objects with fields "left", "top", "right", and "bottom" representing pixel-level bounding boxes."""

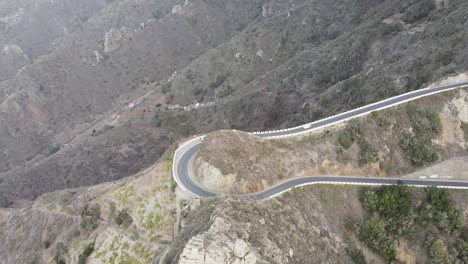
[
  {"left": 0, "top": 149, "right": 179, "bottom": 264},
  {"left": 0, "top": 0, "right": 109, "bottom": 82},
  {"left": 0, "top": 0, "right": 467, "bottom": 210},
  {"left": 0, "top": 0, "right": 267, "bottom": 206}
]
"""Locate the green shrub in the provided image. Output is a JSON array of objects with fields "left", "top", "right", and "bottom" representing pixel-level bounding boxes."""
[
  {"left": 428, "top": 238, "right": 450, "bottom": 264},
  {"left": 344, "top": 216, "right": 358, "bottom": 232},
  {"left": 402, "top": 0, "right": 435, "bottom": 23},
  {"left": 358, "top": 141, "right": 379, "bottom": 164},
  {"left": 348, "top": 119, "right": 367, "bottom": 135},
  {"left": 462, "top": 122, "right": 468, "bottom": 142},
  {"left": 346, "top": 246, "right": 367, "bottom": 264},
  {"left": 359, "top": 185, "right": 414, "bottom": 261},
  {"left": 420, "top": 187, "right": 465, "bottom": 232},
  {"left": 367, "top": 21, "right": 403, "bottom": 38},
  {"left": 361, "top": 184, "right": 411, "bottom": 220},
  {"left": 401, "top": 109, "right": 442, "bottom": 166},
  {"left": 453, "top": 239, "right": 468, "bottom": 263},
  {"left": 54, "top": 256, "right": 66, "bottom": 264},
  {"left": 412, "top": 110, "right": 442, "bottom": 139},
  {"left": 338, "top": 130, "right": 354, "bottom": 149},
  {"left": 360, "top": 213, "right": 396, "bottom": 261},
  {"left": 77, "top": 242, "right": 95, "bottom": 264},
  {"left": 153, "top": 108, "right": 196, "bottom": 138},
  {"left": 80, "top": 204, "right": 101, "bottom": 231},
  {"left": 337, "top": 119, "right": 367, "bottom": 149},
  {"left": 49, "top": 144, "right": 61, "bottom": 155},
  {"left": 152, "top": 8, "right": 168, "bottom": 20},
  {"left": 403, "top": 137, "right": 438, "bottom": 166},
  {"left": 115, "top": 209, "right": 133, "bottom": 229}
]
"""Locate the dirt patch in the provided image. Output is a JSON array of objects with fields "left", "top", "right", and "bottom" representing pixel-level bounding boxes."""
[{"left": 402, "top": 156, "right": 468, "bottom": 180}]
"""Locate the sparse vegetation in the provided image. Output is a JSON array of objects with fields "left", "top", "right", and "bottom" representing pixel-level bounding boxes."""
[
  {"left": 428, "top": 238, "right": 451, "bottom": 264},
  {"left": 153, "top": 108, "right": 196, "bottom": 139},
  {"left": 115, "top": 209, "right": 133, "bottom": 229},
  {"left": 77, "top": 242, "right": 95, "bottom": 264},
  {"left": 337, "top": 119, "right": 367, "bottom": 149},
  {"left": 346, "top": 246, "right": 367, "bottom": 264},
  {"left": 360, "top": 213, "right": 396, "bottom": 261},
  {"left": 49, "top": 144, "right": 61, "bottom": 155},
  {"left": 400, "top": 108, "right": 442, "bottom": 166},
  {"left": 338, "top": 130, "right": 354, "bottom": 149},
  {"left": 358, "top": 140, "right": 379, "bottom": 165},
  {"left": 359, "top": 184, "right": 412, "bottom": 261},
  {"left": 152, "top": 8, "right": 168, "bottom": 20},
  {"left": 356, "top": 185, "right": 466, "bottom": 262},
  {"left": 402, "top": 0, "right": 435, "bottom": 23},
  {"left": 80, "top": 204, "right": 101, "bottom": 231},
  {"left": 462, "top": 122, "right": 468, "bottom": 142},
  {"left": 419, "top": 187, "right": 464, "bottom": 232}
]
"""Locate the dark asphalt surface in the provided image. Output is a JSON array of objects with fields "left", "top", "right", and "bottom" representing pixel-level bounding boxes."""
[
  {"left": 174, "top": 82, "right": 468, "bottom": 199},
  {"left": 256, "top": 81, "right": 468, "bottom": 138}
]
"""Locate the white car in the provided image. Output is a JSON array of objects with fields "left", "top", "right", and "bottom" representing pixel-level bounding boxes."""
[{"left": 303, "top": 124, "right": 311, "bottom": 129}]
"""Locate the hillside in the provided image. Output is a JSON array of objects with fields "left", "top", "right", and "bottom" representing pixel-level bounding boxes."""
[
  {"left": 194, "top": 87, "right": 468, "bottom": 194},
  {"left": 2, "top": 157, "right": 467, "bottom": 263},
  {"left": 167, "top": 185, "right": 468, "bottom": 264},
  {"left": 1, "top": 0, "right": 468, "bottom": 263},
  {"left": 0, "top": 149, "right": 179, "bottom": 264},
  {"left": 2, "top": 0, "right": 468, "bottom": 206}
]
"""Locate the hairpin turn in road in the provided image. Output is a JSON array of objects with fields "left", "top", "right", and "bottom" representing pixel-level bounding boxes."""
[{"left": 172, "top": 81, "right": 468, "bottom": 200}]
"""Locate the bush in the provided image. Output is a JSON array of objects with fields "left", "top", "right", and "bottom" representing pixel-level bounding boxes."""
[
  {"left": 77, "top": 242, "right": 95, "bottom": 264},
  {"left": 420, "top": 187, "right": 465, "bottom": 232},
  {"left": 453, "top": 239, "right": 468, "bottom": 263},
  {"left": 428, "top": 238, "right": 450, "bottom": 264},
  {"left": 80, "top": 204, "right": 101, "bottom": 231},
  {"left": 402, "top": 0, "right": 435, "bottom": 23},
  {"left": 360, "top": 213, "right": 396, "bottom": 261},
  {"left": 347, "top": 246, "right": 367, "bottom": 264},
  {"left": 153, "top": 108, "right": 196, "bottom": 138},
  {"left": 337, "top": 119, "right": 367, "bottom": 149},
  {"left": 115, "top": 209, "right": 133, "bottom": 229},
  {"left": 348, "top": 119, "right": 367, "bottom": 135},
  {"left": 401, "top": 109, "right": 442, "bottom": 166},
  {"left": 413, "top": 110, "right": 442, "bottom": 139},
  {"left": 462, "top": 122, "right": 468, "bottom": 142},
  {"left": 152, "top": 8, "right": 168, "bottom": 20},
  {"left": 338, "top": 130, "right": 354, "bottom": 149},
  {"left": 403, "top": 137, "right": 438, "bottom": 166},
  {"left": 358, "top": 186, "right": 466, "bottom": 263},
  {"left": 54, "top": 256, "right": 66, "bottom": 264},
  {"left": 359, "top": 184, "right": 414, "bottom": 261},
  {"left": 49, "top": 144, "right": 61, "bottom": 155},
  {"left": 361, "top": 184, "right": 411, "bottom": 220},
  {"left": 358, "top": 141, "right": 379, "bottom": 164}
]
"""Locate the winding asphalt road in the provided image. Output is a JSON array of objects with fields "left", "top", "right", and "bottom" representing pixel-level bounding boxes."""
[{"left": 173, "top": 81, "right": 468, "bottom": 200}]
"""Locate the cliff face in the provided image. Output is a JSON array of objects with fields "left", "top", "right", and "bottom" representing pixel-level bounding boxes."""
[
  {"left": 170, "top": 191, "right": 362, "bottom": 264},
  {"left": 193, "top": 130, "right": 282, "bottom": 193},
  {"left": 169, "top": 186, "right": 468, "bottom": 264}
]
